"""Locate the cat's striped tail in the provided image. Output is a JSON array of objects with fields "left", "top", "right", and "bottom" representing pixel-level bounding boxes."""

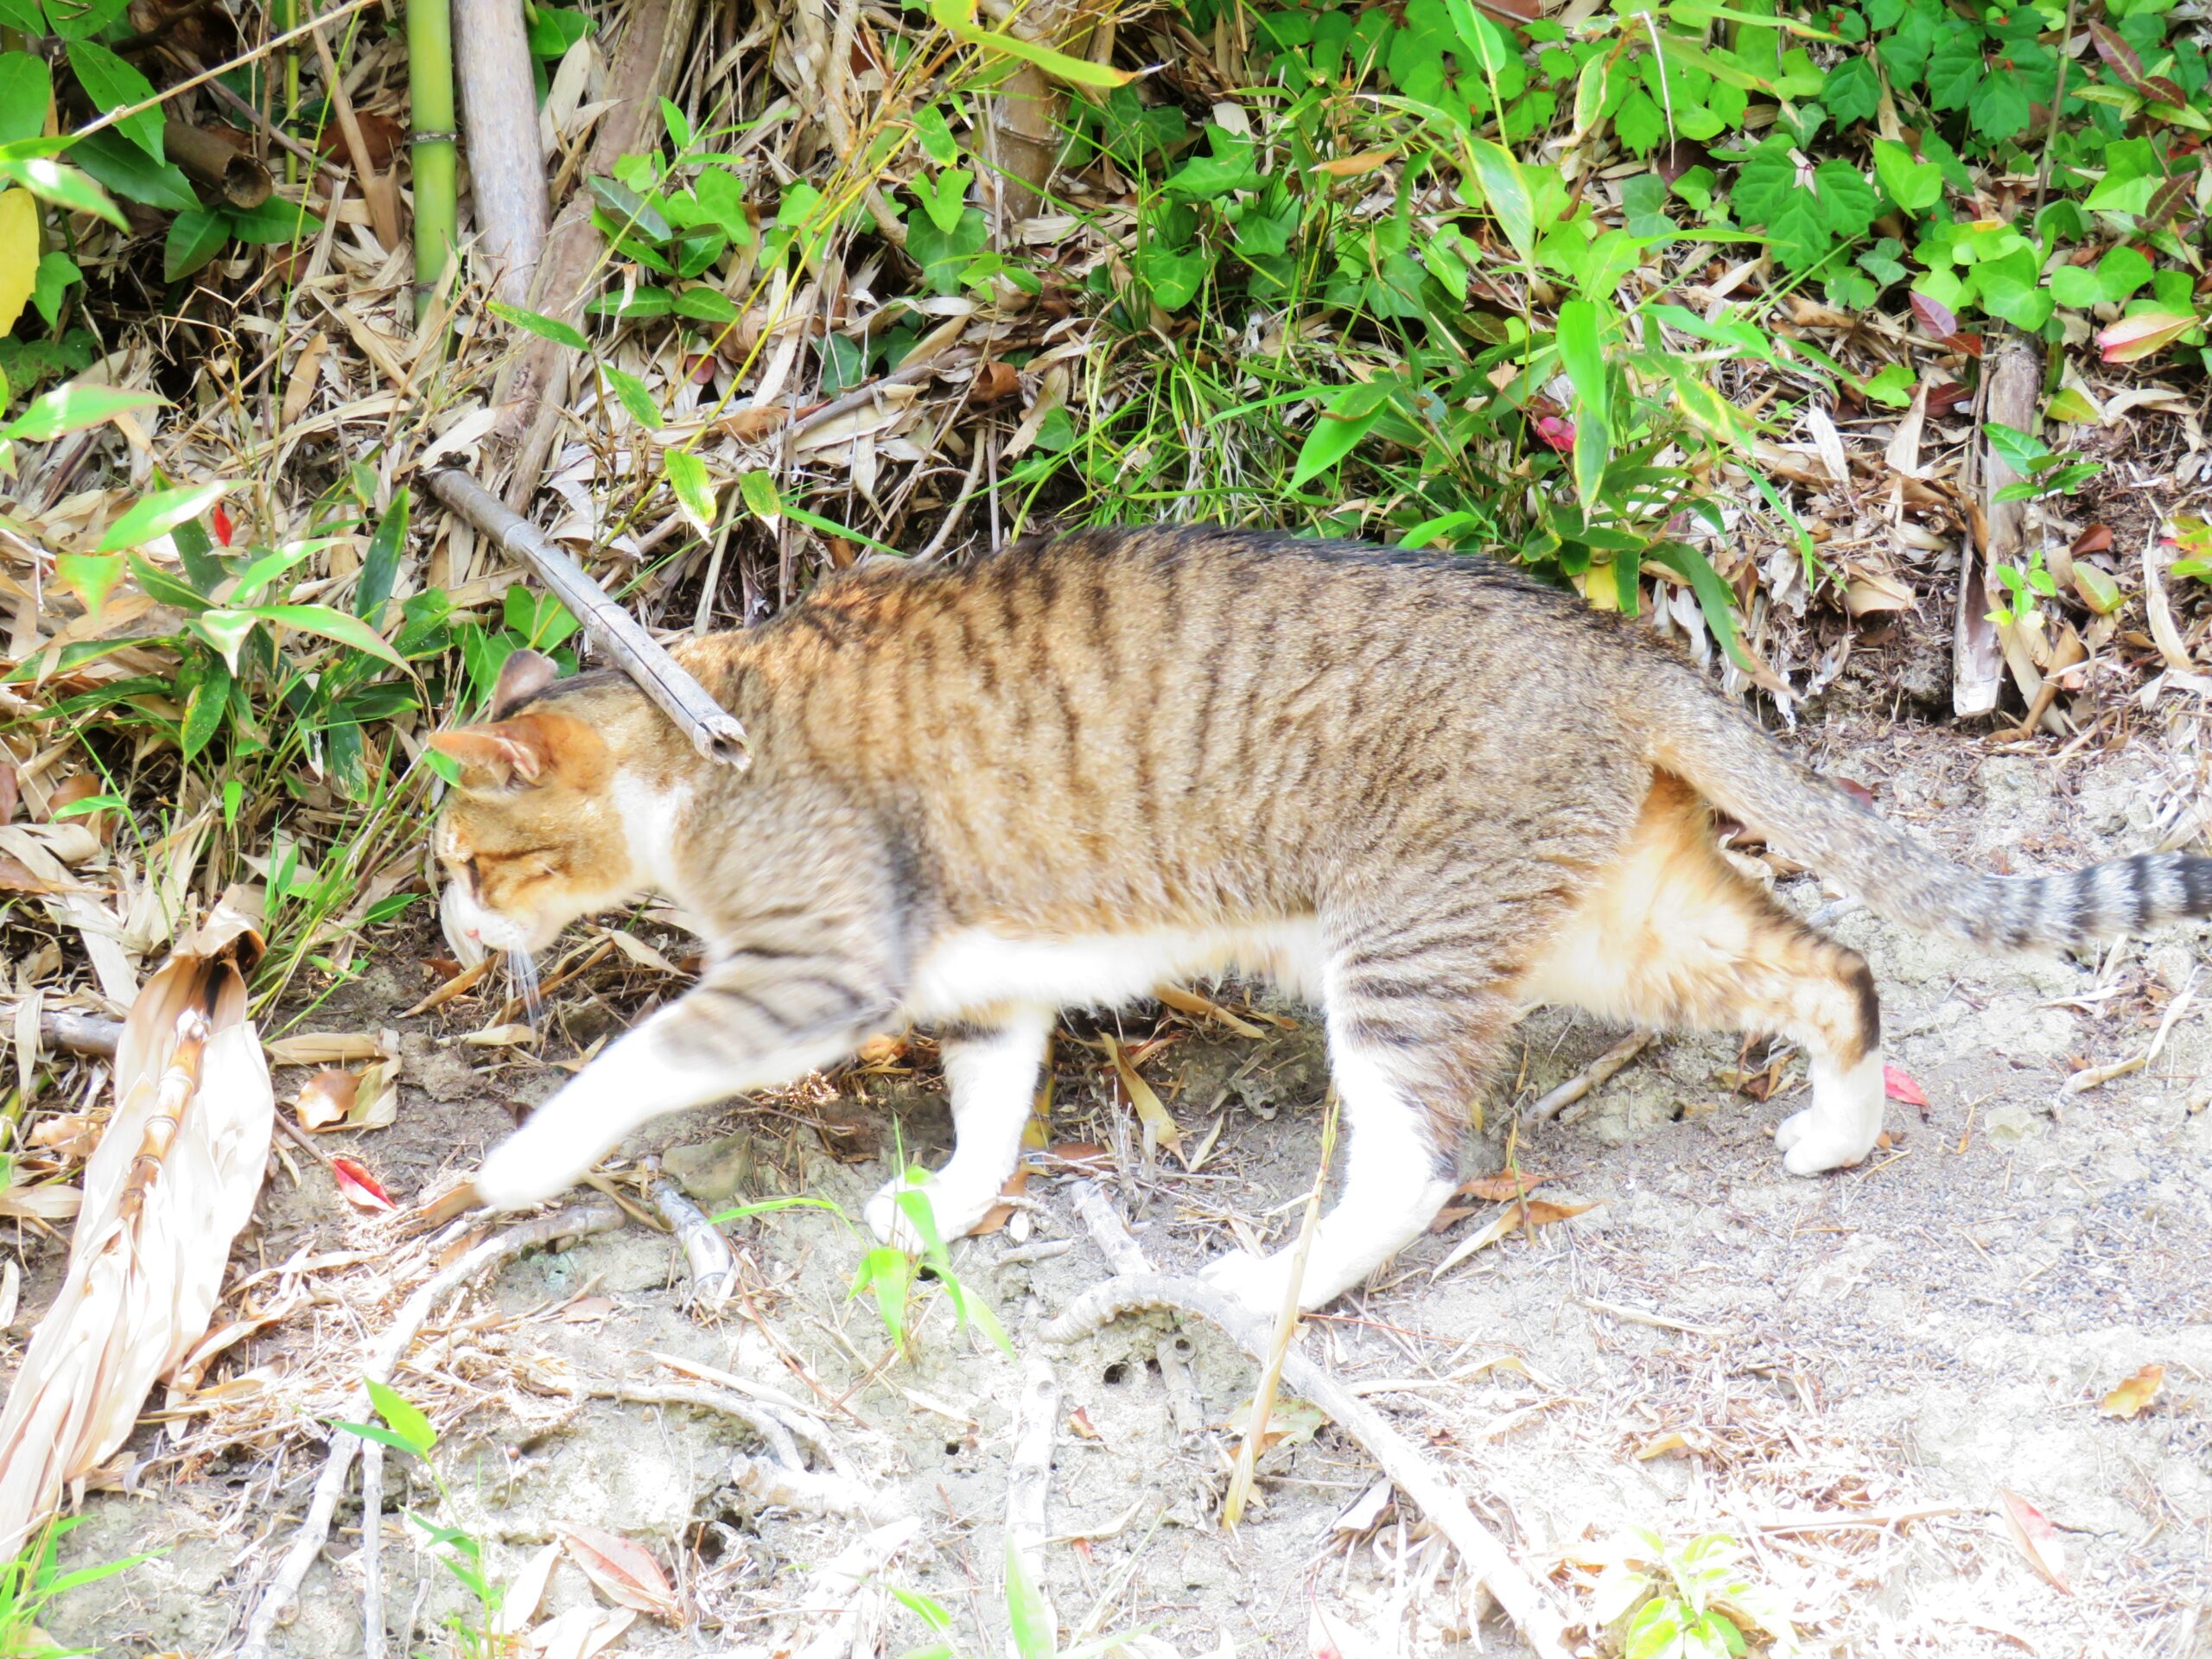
[{"left": 1644, "top": 683, "right": 2212, "bottom": 950}]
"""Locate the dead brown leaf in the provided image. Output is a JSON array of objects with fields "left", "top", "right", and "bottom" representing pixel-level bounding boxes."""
[
  {"left": 563, "top": 1526, "right": 682, "bottom": 1621},
  {"left": 295, "top": 1068, "right": 358, "bottom": 1130}
]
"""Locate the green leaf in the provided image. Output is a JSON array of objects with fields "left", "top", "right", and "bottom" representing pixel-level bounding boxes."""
[
  {"left": 1984, "top": 422, "right": 2049, "bottom": 477},
  {"left": 1555, "top": 298, "right": 1610, "bottom": 435},
  {"left": 223, "top": 196, "right": 322, "bottom": 245},
  {"left": 916, "top": 165, "right": 972, "bottom": 232},
  {"left": 1821, "top": 55, "right": 1880, "bottom": 124},
  {"left": 587, "top": 174, "right": 672, "bottom": 241},
  {"left": 42, "top": 0, "right": 128, "bottom": 41},
  {"left": 0, "top": 54, "right": 50, "bottom": 149},
  {"left": 670, "top": 284, "right": 741, "bottom": 323},
  {"left": 365, "top": 1377, "right": 438, "bottom": 1456},
  {"left": 181, "top": 652, "right": 231, "bottom": 762},
  {"left": 526, "top": 3, "right": 590, "bottom": 55},
  {"left": 664, "top": 448, "right": 718, "bottom": 534},
  {"left": 2050, "top": 264, "right": 2102, "bottom": 308},
  {"left": 1979, "top": 270, "right": 2054, "bottom": 330},
  {"left": 0, "top": 0, "right": 42, "bottom": 31},
  {"left": 54, "top": 550, "right": 121, "bottom": 617},
  {"left": 2096, "top": 245, "right": 2153, "bottom": 303},
  {"left": 1290, "top": 379, "right": 1389, "bottom": 487},
  {"left": 914, "top": 104, "right": 958, "bottom": 167},
  {"left": 1003, "top": 1539, "right": 1056, "bottom": 1659},
  {"left": 931, "top": 0, "right": 1134, "bottom": 88},
  {"left": 3, "top": 151, "right": 130, "bottom": 226},
  {"left": 905, "top": 205, "right": 988, "bottom": 296},
  {"left": 164, "top": 208, "right": 227, "bottom": 282},
  {"left": 488, "top": 300, "right": 588, "bottom": 350},
  {"left": 1968, "top": 68, "right": 2032, "bottom": 140},
  {"left": 238, "top": 603, "right": 408, "bottom": 670},
  {"left": 3, "top": 382, "right": 160, "bottom": 442},
  {"left": 1649, "top": 541, "right": 1750, "bottom": 671},
  {"left": 97, "top": 480, "right": 227, "bottom": 551},
  {"left": 1465, "top": 137, "right": 1535, "bottom": 265},
  {"left": 599, "top": 364, "right": 660, "bottom": 428},
  {"left": 333, "top": 1421, "right": 429, "bottom": 1459},
  {"left": 1925, "top": 22, "right": 1984, "bottom": 110},
  {"left": 738, "top": 468, "right": 781, "bottom": 525},
  {"left": 28, "top": 249, "right": 74, "bottom": 328},
  {"left": 1613, "top": 89, "right": 1664, "bottom": 157},
  {"left": 1814, "top": 161, "right": 1878, "bottom": 238},
  {"left": 67, "top": 42, "right": 162, "bottom": 163},
  {"left": 357, "top": 487, "right": 407, "bottom": 621},
  {"left": 1872, "top": 139, "right": 1942, "bottom": 213},
  {"left": 1861, "top": 362, "right": 1916, "bottom": 407}
]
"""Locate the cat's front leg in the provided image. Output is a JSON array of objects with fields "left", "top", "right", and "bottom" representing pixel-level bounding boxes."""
[
  {"left": 474, "top": 957, "right": 896, "bottom": 1211},
  {"left": 867, "top": 1007, "right": 1052, "bottom": 1249}
]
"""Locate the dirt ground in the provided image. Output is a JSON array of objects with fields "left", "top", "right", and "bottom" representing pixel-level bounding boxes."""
[{"left": 19, "top": 702, "right": 2212, "bottom": 1659}]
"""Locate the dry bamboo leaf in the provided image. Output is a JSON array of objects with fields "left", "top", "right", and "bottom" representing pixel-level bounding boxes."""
[
  {"left": 264, "top": 1031, "right": 385, "bottom": 1065},
  {"left": 0, "top": 895, "right": 271, "bottom": 1560},
  {"left": 462, "top": 1022, "right": 539, "bottom": 1048},
  {"left": 494, "top": 1540, "right": 563, "bottom": 1635},
  {"left": 281, "top": 331, "right": 330, "bottom": 428},
  {"left": 1154, "top": 982, "right": 1266, "bottom": 1039},
  {"left": 0, "top": 1181, "right": 82, "bottom": 1221},
  {"left": 1103, "top": 1032, "right": 1180, "bottom": 1156},
  {"left": 1429, "top": 1198, "right": 1598, "bottom": 1281},
  {"left": 536, "top": 1606, "right": 635, "bottom": 1659},
  {"left": 562, "top": 1526, "right": 682, "bottom": 1621},
  {"left": 2097, "top": 1364, "right": 2164, "bottom": 1420}
]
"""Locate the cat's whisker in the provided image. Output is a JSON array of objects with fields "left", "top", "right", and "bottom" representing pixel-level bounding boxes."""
[{"left": 509, "top": 949, "right": 543, "bottom": 1026}]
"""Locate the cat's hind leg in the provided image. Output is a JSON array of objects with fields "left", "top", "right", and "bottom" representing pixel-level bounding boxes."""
[
  {"left": 867, "top": 1005, "right": 1052, "bottom": 1249},
  {"left": 1521, "top": 772, "right": 1885, "bottom": 1176}
]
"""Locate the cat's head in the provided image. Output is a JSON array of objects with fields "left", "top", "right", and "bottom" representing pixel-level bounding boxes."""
[{"left": 430, "top": 650, "right": 643, "bottom": 964}]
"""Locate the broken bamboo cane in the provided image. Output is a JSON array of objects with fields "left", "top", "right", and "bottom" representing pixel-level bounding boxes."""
[
  {"left": 423, "top": 466, "right": 750, "bottom": 766},
  {"left": 452, "top": 0, "right": 548, "bottom": 304}
]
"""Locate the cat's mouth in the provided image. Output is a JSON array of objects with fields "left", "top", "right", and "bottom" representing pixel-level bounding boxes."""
[{"left": 441, "top": 882, "right": 543, "bottom": 967}]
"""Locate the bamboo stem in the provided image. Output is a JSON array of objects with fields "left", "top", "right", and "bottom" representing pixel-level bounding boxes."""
[
  {"left": 406, "top": 0, "right": 459, "bottom": 323},
  {"left": 423, "top": 467, "right": 751, "bottom": 766},
  {"left": 451, "top": 0, "right": 549, "bottom": 304}
]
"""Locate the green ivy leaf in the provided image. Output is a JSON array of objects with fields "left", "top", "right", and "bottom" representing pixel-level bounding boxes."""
[
  {"left": 2096, "top": 244, "right": 2153, "bottom": 302},
  {"left": 1872, "top": 138, "right": 1942, "bottom": 213},
  {"left": 1821, "top": 55, "right": 1881, "bottom": 124},
  {"left": 1925, "top": 22, "right": 1985, "bottom": 110},
  {"left": 67, "top": 41, "right": 162, "bottom": 163},
  {"left": 1814, "top": 161, "right": 1878, "bottom": 237},
  {"left": 1968, "top": 68, "right": 2032, "bottom": 140},
  {"left": 915, "top": 166, "right": 971, "bottom": 232},
  {"left": 904, "top": 204, "right": 988, "bottom": 296},
  {"left": 29, "top": 250, "right": 76, "bottom": 328},
  {"left": 1614, "top": 88, "right": 1665, "bottom": 156},
  {"left": 2050, "top": 264, "right": 2102, "bottom": 308}
]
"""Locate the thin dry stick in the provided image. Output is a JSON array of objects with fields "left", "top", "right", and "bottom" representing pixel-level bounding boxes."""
[
  {"left": 303, "top": 10, "right": 399, "bottom": 251},
  {"left": 1529, "top": 1030, "right": 1654, "bottom": 1122},
  {"left": 1048, "top": 1189, "right": 1576, "bottom": 1659},
  {"left": 648, "top": 1175, "right": 737, "bottom": 1308},
  {"left": 359, "top": 1435, "right": 385, "bottom": 1659},
  {"left": 1223, "top": 1095, "right": 1336, "bottom": 1527},
  {"left": 236, "top": 1200, "right": 626, "bottom": 1659},
  {"left": 1004, "top": 1355, "right": 1060, "bottom": 1626},
  {"left": 423, "top": 466, "right": 750, "bottom": 766}
]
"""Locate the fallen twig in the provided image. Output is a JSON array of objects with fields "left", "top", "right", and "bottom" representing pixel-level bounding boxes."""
[
  {"left": 2060, "top": 974, "right": 2196, "bottom": 1098},
  {"left": 237, "top": 1199, "right": 626, "bottom": 1659},
  {"left": 728, "top": 1451, "right": 906, "bottom": 1524},
  {"left": 1006, "top": 1354, "right": 1059, "bottom": 1590},
  {"left": 1529, "top": 1030, "right": 1654, "bottom": 1122},
  {"left": 648, "top": 1175, "right": 736, "bottom": 1309},
  {"left": 424, "top": 467, "right": 750, "bottom": 767},
  {"left": 360, "top": 1433, "right": 385, "bottom": 1659},
  {"left": 1047, "top": 1187, "right": 1577, "bottom": 1659},
  {"left": 35, "top": 1008, "right": 121, "bottom": 1058},
  {"left": 588, "top": 1380, "right": 803, "bottom": 1471}
]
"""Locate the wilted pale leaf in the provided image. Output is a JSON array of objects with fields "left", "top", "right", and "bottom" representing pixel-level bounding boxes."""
[
  {"left": 2098, "top": 1364, "right": 2164, "bottom": 1420},
  {"left": 2097, "top": 310, "right": 2198, "bottom": 364},
  {"left": 1997, "top": 1488, "right": 2072, "bottom": 1594},
  {"left": 1103, "top": 1032, "right": 1179, "bottom": 1154},
  {"left": 0, "top": 190, "right": 38, "bottom": 334}
]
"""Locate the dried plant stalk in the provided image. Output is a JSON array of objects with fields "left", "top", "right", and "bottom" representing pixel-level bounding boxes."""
[{"left": 0, "top": 899, "right": 272, "bottom": 1562}]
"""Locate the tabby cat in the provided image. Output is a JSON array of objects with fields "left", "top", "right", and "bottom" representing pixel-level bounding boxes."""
[{"left": 430, "top": 527, "right": 2212, "bottom": 1313}]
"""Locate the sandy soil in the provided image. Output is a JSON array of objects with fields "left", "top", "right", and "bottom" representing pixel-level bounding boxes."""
[{"left": 19, "top": 707, "right": 2212, "bottom": 1659}]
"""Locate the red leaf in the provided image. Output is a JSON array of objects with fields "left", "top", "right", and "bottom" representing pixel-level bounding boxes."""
[
  {"left": 1834, "top": 776, "right": 1876, "bottom": 809},
  {"left": 211, "top": 504, "right": 234, "bottom": 547},
  {"left": 1883, "top": 1066, "right": 1928, "bottom": 1107},
  {"left": 2070, "top": 524, "right": 2113, "bottom": 556},
  {"left": 330, "top": 1155, "right": 394, "bottom": 1212},
  {"left": 1535, "top": 414, "right": 1575, "bottom": 452},
  {"left": 2090, "top": 22, "right": 2145, "bottom": 88},
  {"left": 1911, "top": 291, "right": 1960, "bottom": 340},
  {"left": 2098, "top": 309, "right": 2200, "bottom": 364}
]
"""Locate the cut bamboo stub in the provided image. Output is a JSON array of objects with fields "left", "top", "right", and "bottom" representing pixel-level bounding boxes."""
[
  {"left": 424, "top": 466, "right": 751, "bottom": 767},
  {"left": 162, "top": 120, "right": 272, "bottom": 209}
]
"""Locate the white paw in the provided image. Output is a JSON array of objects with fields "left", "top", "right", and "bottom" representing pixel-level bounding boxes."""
[
  {"left": 474, "top": 1126, "right": 580, "bottom": 1211},
  {"left": 865, "top": 1171, "right": 995, "bottom": 1251},
  {"left": 1775, "top": 1107, "right": 1878, "bottom": 1175},
  {"left": 1199, "top": 1249, "right": 1299, "bottom": 1318}
]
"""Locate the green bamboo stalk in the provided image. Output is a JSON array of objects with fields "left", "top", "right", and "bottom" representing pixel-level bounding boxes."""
[{"left": 406, "top": 0, "right": 457, "bottom": 325}]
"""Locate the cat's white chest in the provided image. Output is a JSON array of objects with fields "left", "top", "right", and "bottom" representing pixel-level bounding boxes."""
[{"left": 906, "top": 919, "right": 1325, "bottom": 1023}]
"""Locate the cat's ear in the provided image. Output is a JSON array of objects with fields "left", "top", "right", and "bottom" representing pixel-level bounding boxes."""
[
  {"left": 431, "top": 711, "right": 607, "bottom": 790},
  {"left": 488, "top": 648, "right": 560, "bottom": 719}
]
